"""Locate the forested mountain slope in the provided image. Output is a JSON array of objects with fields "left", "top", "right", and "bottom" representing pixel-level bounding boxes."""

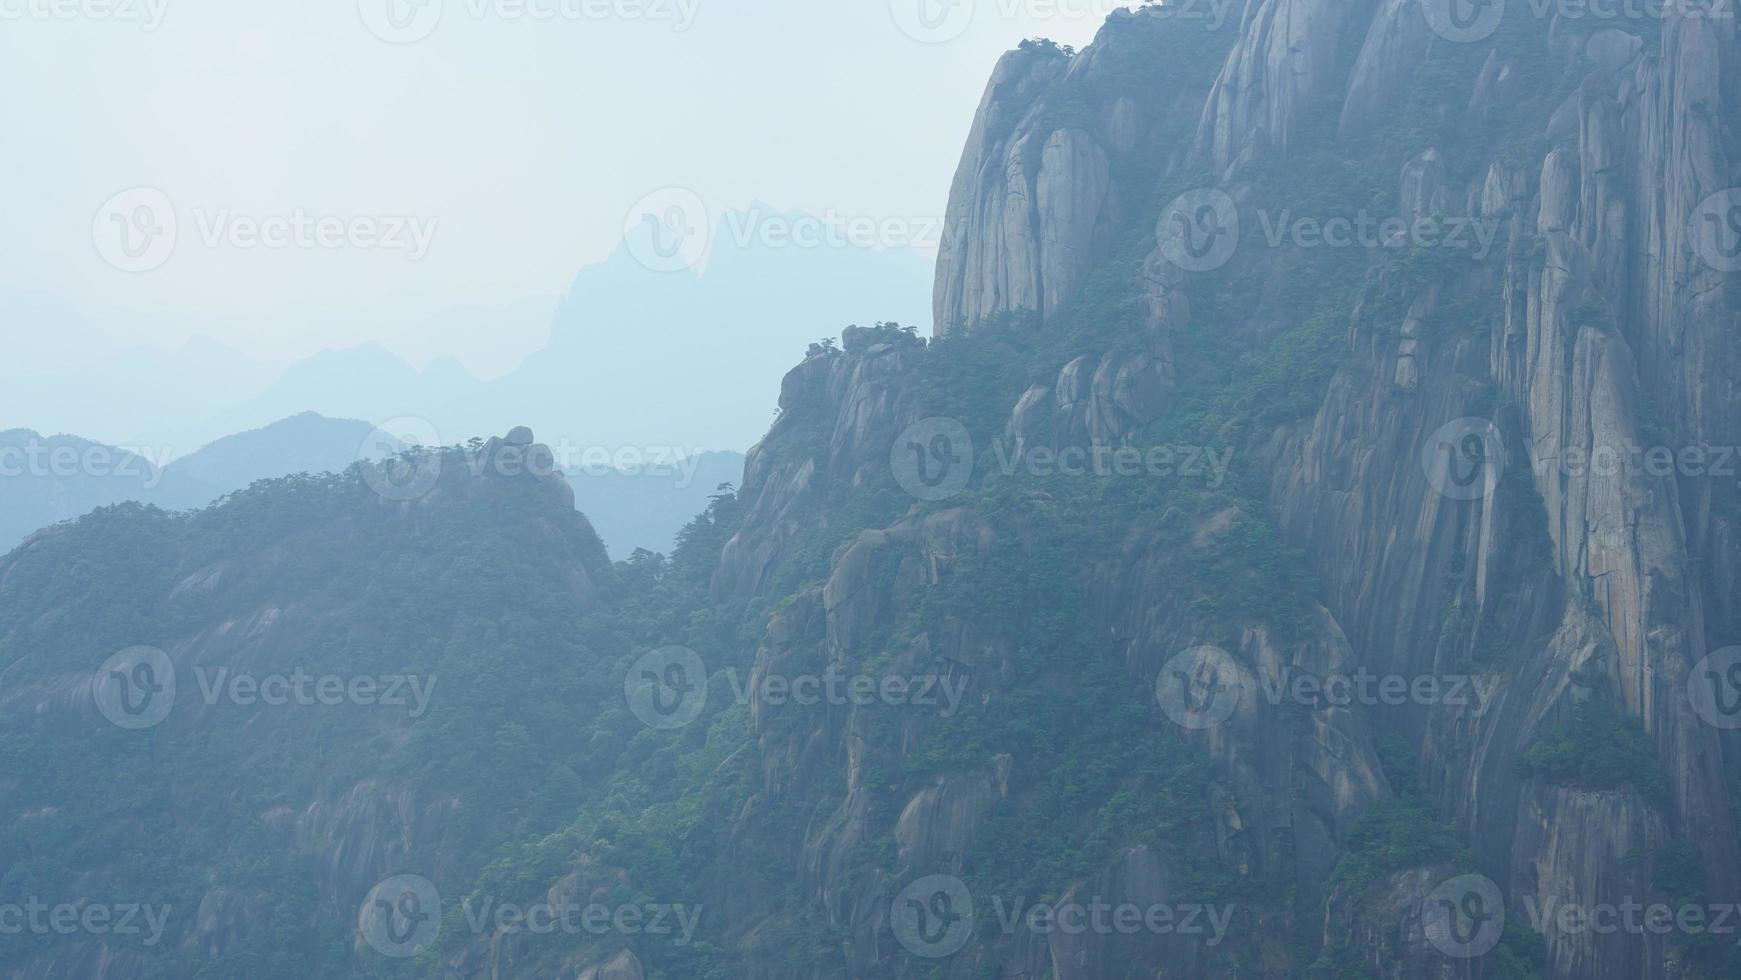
[{"left": 4, "top": 3, "right": 1740, "bottom": 978}]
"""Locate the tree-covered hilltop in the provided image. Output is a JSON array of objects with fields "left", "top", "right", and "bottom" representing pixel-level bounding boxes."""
[{"left": 0, "top": 433, "right": 752, "bottom": 978}]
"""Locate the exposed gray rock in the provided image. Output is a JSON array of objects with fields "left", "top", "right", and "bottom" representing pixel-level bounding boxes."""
[
  {"left": 1196, "top": 0, "right": 1364, "bottom": 171},
  {"left": 931, "top": 45, "right": 1072, "bottom": 331},
  {"left": 1340, "top": 0, "right": 1435, "bottom": 139},
  {"left": 1585, "top": 28, "right": 1643, "bottom": 72},
  {"left": 1399, "top": 148, "right": 1448, "bottom": 220},
  {"left": 1539, "top": 146, "right": 1581, "bottom": 233},
  {"left": 1478, "top": 159, "right": 1531, "bottom": 218},
  {"left": 1465, "top": 48, "right": 1522, "bottom": 134}
]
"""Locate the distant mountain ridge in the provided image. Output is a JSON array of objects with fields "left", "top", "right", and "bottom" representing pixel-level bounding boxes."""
[
  {"left": 0, "top": 413, "right": 380, "bottom": 553},
  {"left": 13, "top": 203, "right": 932, "bottom": 456},
  {"left": 0, "top": 413, "right": 747, "bottom": 560}
]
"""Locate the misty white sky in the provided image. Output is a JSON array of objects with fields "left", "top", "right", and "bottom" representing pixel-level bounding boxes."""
[{"left": 0, "top": 0, "right": 1127, "bottom": 365}]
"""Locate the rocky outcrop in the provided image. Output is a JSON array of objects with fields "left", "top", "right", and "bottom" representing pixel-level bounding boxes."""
[
  {"left": 708, "top": 329, "right": 1390, "bottom": 976},
  {"left": 932, "top": 42, "right": 1077, "bottom": 331},
  {"left": 933, "top": 9, "right": 1231, "bottom": 332},
  {"left": 712, "top": 328, "right": 930, "bottom": 599},
  {"left": 1338, "top": 0, "right": 1434, "bottom": 140},
  {"left": 795, "top": 3, "right": 1741, "bottom": 978},
  {"left": 1194, "top": 0, "right": 1368, "bottom": 173}
]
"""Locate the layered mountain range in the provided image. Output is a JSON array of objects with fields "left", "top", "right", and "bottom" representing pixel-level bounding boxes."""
[{"left": 3, "top": 2, "right": 1738, "bottom": 978}]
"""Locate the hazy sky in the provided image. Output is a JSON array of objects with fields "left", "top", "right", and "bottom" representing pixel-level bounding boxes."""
[{"left": 0, "top": 0, "right": 1127, "bottom": 364}]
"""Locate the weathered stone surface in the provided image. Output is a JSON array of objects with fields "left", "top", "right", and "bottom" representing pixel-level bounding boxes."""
[
  {"left": 1196, "top": 0, "right": 1363, "bottom": 171},
  {"left": 1339, "top": 0, "right": 1435, "bottom": 139}
]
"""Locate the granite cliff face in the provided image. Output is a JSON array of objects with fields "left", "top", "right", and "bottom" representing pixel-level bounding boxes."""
[{"left": 712, "top": 3, "right": 1741, "bottom": 977}]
